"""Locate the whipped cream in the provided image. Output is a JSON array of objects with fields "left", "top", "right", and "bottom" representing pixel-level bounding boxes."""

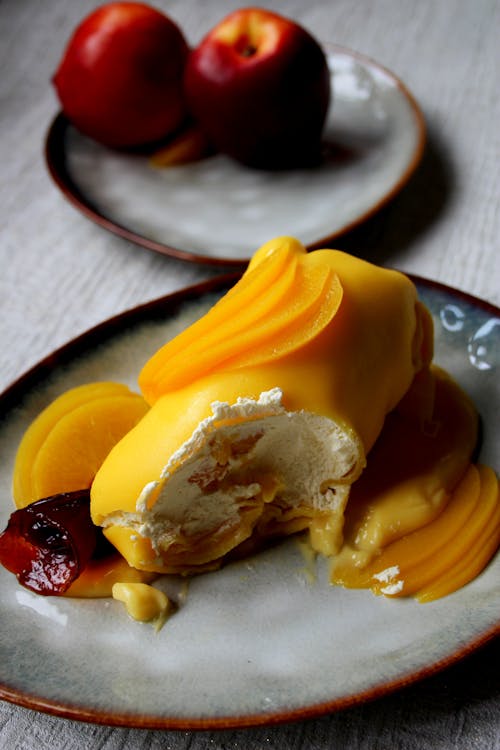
[{"left": 101, "top": 388, "right": 362, "bottom": 560}]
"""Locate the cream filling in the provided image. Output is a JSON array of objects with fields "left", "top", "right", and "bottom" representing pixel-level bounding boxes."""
[{"left": 101, "top": 388, "right": 363, "bottom": 559}]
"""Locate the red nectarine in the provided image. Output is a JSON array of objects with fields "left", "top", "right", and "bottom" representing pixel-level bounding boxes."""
[
  {"left": 184, "top": 8, "right": 331, "bottom": 169},
  {"left": 53, "top": 2, "right": 189, "bottom": 149}
]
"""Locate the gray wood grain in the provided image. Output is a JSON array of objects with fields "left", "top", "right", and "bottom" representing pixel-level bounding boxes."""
[{"left": 1, "top": 0, "right": 499, "bottom": 747}]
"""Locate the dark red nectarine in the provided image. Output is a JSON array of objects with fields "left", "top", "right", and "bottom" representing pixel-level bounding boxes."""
[{"left": 184, "top": 8, "right": 331, "bottom": 169}]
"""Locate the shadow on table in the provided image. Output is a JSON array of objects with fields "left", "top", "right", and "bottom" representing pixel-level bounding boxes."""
[{"left": 332, "top": 124, "right": 454, "bottom": 268}]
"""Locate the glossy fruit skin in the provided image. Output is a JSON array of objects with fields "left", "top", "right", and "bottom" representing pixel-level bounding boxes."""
[
  {"left": 184, "top": 8, "right": 331, "bottom": 169},
  {"left": 53, "top": 2, "right": 189, "bottom": 148}
]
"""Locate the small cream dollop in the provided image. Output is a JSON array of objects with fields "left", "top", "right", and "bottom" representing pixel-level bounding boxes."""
[
  {"left": 112, "top": 582, "right": 172, "bottom": 630},
  {"left": 372, "top": 566, "right": 404, "bottom": 596}
]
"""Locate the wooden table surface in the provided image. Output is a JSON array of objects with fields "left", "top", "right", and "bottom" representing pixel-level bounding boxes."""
[{"left": 1, "top": 1, "right": 499, "bottom": 748}]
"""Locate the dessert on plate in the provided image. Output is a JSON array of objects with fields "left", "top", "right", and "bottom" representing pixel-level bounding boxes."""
[
  {"left": 91, "top": 236, "right": 433, "bottom": 572},
  {"left": 1, "top": 237, "right": 498, "bottom": 622}
]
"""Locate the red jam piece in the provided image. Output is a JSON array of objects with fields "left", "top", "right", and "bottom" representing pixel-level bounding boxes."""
[{"left": 0, "top": 490, "right": 97, "bottom": 595}]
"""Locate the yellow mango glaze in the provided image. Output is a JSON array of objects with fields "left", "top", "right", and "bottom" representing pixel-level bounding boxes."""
[
  {"left": 91, "top": 236, "right": 438, "bottom": 576},
  {"left": 112, "top": 582, "right": 172, "bottom": 630}
]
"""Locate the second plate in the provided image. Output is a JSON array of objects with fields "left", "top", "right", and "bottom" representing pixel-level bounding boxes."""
[{"left": 45, "top": 46, "right": 425, "bottom": 265}]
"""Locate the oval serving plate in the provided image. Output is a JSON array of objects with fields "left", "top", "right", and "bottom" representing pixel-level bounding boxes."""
[
  {"left": 0, "top": 275, "right": 498, "bottom": 730},
  {"left": 45, "top": 45, "right": 425, "bottom": 266}
]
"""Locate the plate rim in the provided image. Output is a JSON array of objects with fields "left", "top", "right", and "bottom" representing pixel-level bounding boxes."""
[
  {"left": 0, "top": 272, "right": 498, "bottom": 730},
  {"left": 44, "top": 44, "right": 426, "bottom": 268}
]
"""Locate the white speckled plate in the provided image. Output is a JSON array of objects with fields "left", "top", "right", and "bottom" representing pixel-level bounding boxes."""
[
  {"left": 0, "top": 274, "right": 498, "bottom": 729},
  {"left": 45, "top": 46, "right": 425, "bottom": 266}
]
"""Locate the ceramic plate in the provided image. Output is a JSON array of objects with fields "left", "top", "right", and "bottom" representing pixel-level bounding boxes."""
[
  {"left": 0, "top": 275, "right": 498, "bottom": 729},
  {"left": 45, "top": 46, "right": 425, "bottom": 266}
]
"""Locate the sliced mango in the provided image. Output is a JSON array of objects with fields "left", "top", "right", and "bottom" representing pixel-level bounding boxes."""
[
  {"left": 333, "top": 463, "right": 500, "bottom": 602},
  {"left": 332, "top": 467, "right": 480, "bottom": 593},
  {"left": 219, "top": 267, "right": 342, "bottom": 374},
  {"left": 415, "top": 465, "right": 500, "bottom": 602},
  {"left": 140, "top": 249, "right": 301, "bottom": 396},
  {"left": 139, "top": 237, "right": 306, "bottom": 401},
  {"left": 386, "top": 465, "right": 498, "bottom": 597},
  {"left": 365, "top": 464, "right": 481, "bottom": 594},
  {"left": 335, "top": 366, "right": 478, "bottom": 558},
  {"left": 138, "top": 238, "right": 345, "bottom": 402},
  {"left": 31, "top": 393, "right": 149, "bottom": 502},
  {"left": 13, "top": 382, "right": 133, "bottom": 507},
  {"left": 151, "top": 264, "right": 340, "bottom": 392},
  {"left": 329, "top": 366, "right": 497, "bottom": 602},
  {"left": 149, "top": 125, "right": 212, "bottom": 168}
]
